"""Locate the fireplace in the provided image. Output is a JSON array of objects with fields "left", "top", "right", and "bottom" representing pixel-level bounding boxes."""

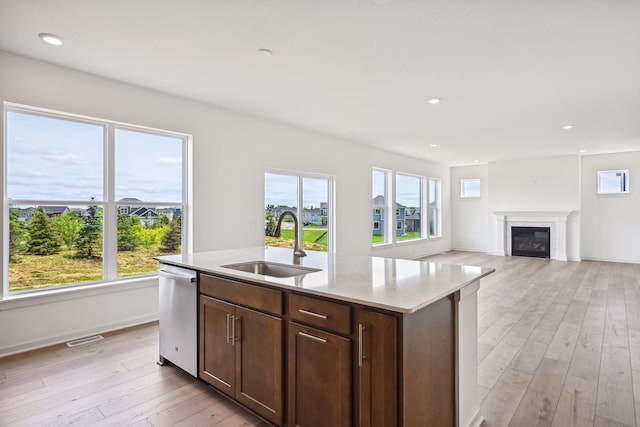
[{"left": 511, "top": 227, "right": 550, "bottom": 258}]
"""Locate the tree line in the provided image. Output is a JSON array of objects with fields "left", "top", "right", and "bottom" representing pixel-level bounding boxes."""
[{"left": 9, "top": 206, "right": 181, "bottom": 260}]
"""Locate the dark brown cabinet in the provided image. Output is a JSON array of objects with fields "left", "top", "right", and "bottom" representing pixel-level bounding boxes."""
[
  {"left": 357, "top": 310, "right": 398, "bottom": 427},
  {"left": 196, "top": 272, "right": 455, "bottom": 427},
  {"left": 288, "top": 322, "right": 352, "bottom": 427},
  {"left": 199, "top": 275, "right": 284, "bottom": 425}
]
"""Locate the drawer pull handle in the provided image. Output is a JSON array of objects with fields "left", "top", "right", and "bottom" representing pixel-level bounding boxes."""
[
  {"left": 299, "top": 309, "right": 328, "bottom": 319},
  {"left": 298, "top": 331, "right": 328, "bottom": 343},
  {"left": 226, "top": 314, "right": 231, "bottom": 344}
]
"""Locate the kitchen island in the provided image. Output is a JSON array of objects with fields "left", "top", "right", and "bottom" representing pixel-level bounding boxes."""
[{"left": 157, "top": 247, "right": 494, "bottom": 427}]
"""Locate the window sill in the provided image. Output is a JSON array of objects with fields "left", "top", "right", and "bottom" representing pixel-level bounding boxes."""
[{"left": 0, "top": 276, "right": 158, "bottom": 311}]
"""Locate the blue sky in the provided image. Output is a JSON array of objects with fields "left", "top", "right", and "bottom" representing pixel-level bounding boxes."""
[
  {"left": 6, "top": 111, "right": 183, "bottom": 203},
  {"left": 372, "top": 170, "right": 421, "bottom": 207},
  {"left": 265, "top": 173, "right": 328, "bottom": 209}
]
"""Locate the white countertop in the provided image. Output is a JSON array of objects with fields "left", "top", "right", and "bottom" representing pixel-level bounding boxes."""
[{"left": 156, "top": 247, "right": 494, "bottom": 313}]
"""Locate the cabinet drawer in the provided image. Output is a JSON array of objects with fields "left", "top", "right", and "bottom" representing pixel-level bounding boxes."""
[
  {"left": 200, "top": 274, "right": 283, "bottom": 315},
  {"left": 289, "top": 293, "right": 351, "bottom": 335}
]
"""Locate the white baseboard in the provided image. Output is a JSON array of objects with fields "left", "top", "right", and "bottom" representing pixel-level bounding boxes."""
[
  {"left": 0, "top": 314, "right": 158, "bottom": 357},
  {"left": 451, "top": 247, "right": 488, "bottom": 253},
  {"left": 581, "top": 256, "right": 640, "bottom": 264},
  {"left": 463, "top": 406, "right": 484, "bottom": 427}
]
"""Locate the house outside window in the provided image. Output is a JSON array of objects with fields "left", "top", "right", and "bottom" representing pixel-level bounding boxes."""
[
  {"left": 372, "top": 168, "right": 390, "bottom": 244},
  {"left": 396, "top": 173, "right": 422, "bottom": 241},
  {"left": 4, "top": 104, "right": 189, "bottom": 294},
  {"left": 265, "top": 171, "right": 333, "bottom": 253}
]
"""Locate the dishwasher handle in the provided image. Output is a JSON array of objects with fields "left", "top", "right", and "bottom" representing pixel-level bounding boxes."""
[{"left": 158, "top": 269, "right": 196, "bottom": 283}]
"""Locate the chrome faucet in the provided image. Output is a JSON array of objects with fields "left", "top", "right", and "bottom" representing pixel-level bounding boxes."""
[{"left": 273, "top": 210, "right": 307, "bottom": 264}]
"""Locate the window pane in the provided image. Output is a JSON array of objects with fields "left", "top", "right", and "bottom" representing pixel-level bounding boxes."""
[
  {"left": 115, "top": 129, "right": 183, "bottom": 202},
  {"left": 598, "top": 170, "right": 628, "bottom": 194},
  {"left": 265, "top": 173, "right": 298, "bottom": 249},
  {"left": 372, "top": 169, "right": 387, "bottom": 244},
  {"left": 117, "top": 205, "right": 182, "bottom": 278},
  {"left": 302, "top": 177, "right": 328, "bottom": 252},
  {"left": 461, "top": 179, "right": 481, "bottom": 198},
  {"left": 8, "top": 204, "right": 103, "bottom": 292},
  {"left": 6, "top": 111, "right": 103, "bottom": 201},
  {"left": 428, "top": 178, "right": 441, "bottom": 237},
  {"left": 396, "top": 174, "right": 422, "bottom": 241}
]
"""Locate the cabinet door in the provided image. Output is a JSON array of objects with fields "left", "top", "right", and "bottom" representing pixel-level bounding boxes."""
[
  {"left": 199, "top": 295, "right": 236, "bottom": 397},
  {"left": 358, "top": 310, "right": 397, "bottom": 427},
  {"left": 288, "top": 322, "right": 351, "bottom": 427},
  {"left": 235, "top": 306, "right": 284, "bottom": 425}
]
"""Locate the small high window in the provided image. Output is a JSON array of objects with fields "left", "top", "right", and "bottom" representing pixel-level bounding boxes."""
[
  {"left": 597, "top": 170, "right": 629, "bottom": 194},
  {"left": 461, "top": 179, "right": 481, "bottom": 198}
]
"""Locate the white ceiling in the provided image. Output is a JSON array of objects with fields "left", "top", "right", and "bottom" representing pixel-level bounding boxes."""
[{"left": 1, "top": 0, "right": 639, "bottom": 166}]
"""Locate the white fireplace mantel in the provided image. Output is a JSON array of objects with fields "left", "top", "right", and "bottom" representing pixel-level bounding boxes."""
[{"left": 493, "top": 211, "right": 571, "bottom": 261}]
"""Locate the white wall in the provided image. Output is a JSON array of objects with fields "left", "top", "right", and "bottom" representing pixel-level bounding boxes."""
[
  {"left": 450, "top": 165, "right": 489, "bottom": 252},
  {"left": 580, "top": 151, "right": 640, "bottom": 263},
  {"left": 0, "top": 52, "right": 450, "bottom": 355},
  {"left": 486, "top": 155, "right": 581, "bottom": 261}
]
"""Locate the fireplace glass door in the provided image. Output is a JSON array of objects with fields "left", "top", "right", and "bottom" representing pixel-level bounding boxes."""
[{"left": 511, "top": 227, "right": 550, "bottom": 258}]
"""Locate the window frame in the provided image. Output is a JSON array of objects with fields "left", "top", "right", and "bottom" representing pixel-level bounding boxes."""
[
  {"left": 264, "top": 169, "right": 335, "bottom": 254},
  {"left": 428, "top": 177, "right": 442, "bottom": 238},
  {"left": 597, "top": 170, "right": 629, "bottom": 195},
  {"left": 460, "top": 178, "right": 481, "bottom": 198},
  {"left": 395, "top": 172, "right": 424, "bottom": 242},
  {"left": 372, "top": 168, "right": 392, "bottom": 246},
  {"left": 2, "top": 103, "right": 192, "bottom": 297},
  {"left": 372, "top": 168, "right": 443, "bottom": 247}
]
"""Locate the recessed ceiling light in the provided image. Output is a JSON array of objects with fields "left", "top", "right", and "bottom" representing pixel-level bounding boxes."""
[
  {"left": 256, "top": 48, "right": 273, "bottom": 58},
  {"left": 428, "top": 98, "right": 441, "bottom": 105},
  {"left": 562, "top": 124, "right": 574, "bottom": 130},
  {"left": 474, "top": 159, "right": 480, "bottom": 163},
  {"left": 579, "top": 149, "right": 587, "bottom": 153},
  {"left": 39, "top": 33, "right": 63, "bottom": 46},
  {"left": 430, "top": 143, "right": 438, "bottom": 147}
]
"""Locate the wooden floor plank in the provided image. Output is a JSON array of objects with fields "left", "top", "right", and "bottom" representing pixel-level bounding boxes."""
[{"left": 551, "top": 375, "right": 597, "bottom": 427}]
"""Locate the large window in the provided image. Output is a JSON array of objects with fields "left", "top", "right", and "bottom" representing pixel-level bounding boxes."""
[
  {"left": 372, "top": 168, "right": 442, "bottom": 245},
  {"left": 4, "top": 104, "right": 189, "bottom": 294},
  {"left": 395, "top": 173, "right": 422, "bottom": 241},
  {"left": 265, "top": 171, "right": 333, "bottom": 253}
]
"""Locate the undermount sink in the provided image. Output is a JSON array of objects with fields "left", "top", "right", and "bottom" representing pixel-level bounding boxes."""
[{"left": 221, "top": 261, "right": 321, "bottom": 278}]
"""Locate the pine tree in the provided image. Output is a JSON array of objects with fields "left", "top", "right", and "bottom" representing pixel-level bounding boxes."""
[
  {"left": 26, "top": 207, "right": 62, "bottom": 255},
  {"left": 53, "top": 210, "right": 81, "bottom": 250},
  {"left": 76, "top": 204, "right": 102, "bottom": 258},
  {"left": 9, "top": 208, "right": 26, "bottom": 259},
  {"left": 118, "top": 213, "right": 140, "bottom": 251},
  {"left": 161, "top": 218, "right": 182, "bottom": 252}
]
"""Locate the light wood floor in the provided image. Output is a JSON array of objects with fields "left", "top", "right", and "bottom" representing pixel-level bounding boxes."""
[
  {"left": 1, "top": 252, "right": 639, "bottom": 426},
  {"left": 426, "top": 251, "right": 640, "bottom": 427}
]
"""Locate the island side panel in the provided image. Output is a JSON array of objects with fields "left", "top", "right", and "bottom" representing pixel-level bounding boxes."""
[
  {"left": 456, "top": 280, "right": 482, "bottom": 427},
  {"left": 401, "top": 294, "right": 455, "bottom": 426}
]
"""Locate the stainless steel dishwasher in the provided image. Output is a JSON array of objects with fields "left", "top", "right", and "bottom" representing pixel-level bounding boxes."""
[{"left": 158, "top": 264, "right": 198, "bottom": 377}]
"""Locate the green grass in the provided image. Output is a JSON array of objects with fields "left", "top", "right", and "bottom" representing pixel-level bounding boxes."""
[
  {"left": 372, "top": 231, "right": 421, "bottom": 244},
  {"left": 265, "top": 227, "right": 328, "bottom": 252},
  {"left": 8, "top": 245, "right": 172, "bottom": 292}
]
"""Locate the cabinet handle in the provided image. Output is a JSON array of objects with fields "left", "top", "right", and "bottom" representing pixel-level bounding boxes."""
[
  {"left": 226, "top": 314, "right": 231, "bottom": 344},
  {"left": 231, "top": 315, "right": 236, "bottom": 346},
  {"left": 298, "top": 331, "right": 328, "bottom": 343},
  {"left": 358, "top": 323, "right": 366, "bottom": 367},
  {"left": 298, "top": 309, "right": 328, "bottom": 319}
]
